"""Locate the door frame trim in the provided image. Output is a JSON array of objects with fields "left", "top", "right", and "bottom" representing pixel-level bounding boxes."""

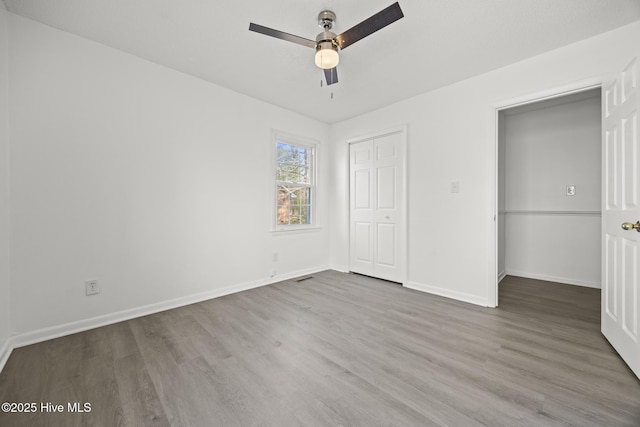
[
  {"left": 489, "top": 78, "right": 602, "bottom": 307},
  {"left": 347, "top": 125, "right": 408, "bottom": 285}
]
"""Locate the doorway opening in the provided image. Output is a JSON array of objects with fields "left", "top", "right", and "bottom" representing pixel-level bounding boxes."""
[{"left": 496, "top": 87, "right": 602, "bottom": 305}]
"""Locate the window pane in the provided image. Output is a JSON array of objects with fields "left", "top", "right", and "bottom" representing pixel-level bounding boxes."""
[
  {"left": 290, "top": 206, "right": 301, "bottom": 224},
  {"left": 276, "top": 184, "right": 312, "bottom": 225},
  {"left": 276, "top": 185, "right": 290, "bottom": 225},
  {"left": 296, "top": 187, "right": 311, "bottom": 205},
  {"left": 276, "top": 141, "right": 312, "bottom": 184}
]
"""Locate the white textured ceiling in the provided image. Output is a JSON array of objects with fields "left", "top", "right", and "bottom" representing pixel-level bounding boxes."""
[{"left": 3, "top": 0, "right": 640, "bottom": 123}]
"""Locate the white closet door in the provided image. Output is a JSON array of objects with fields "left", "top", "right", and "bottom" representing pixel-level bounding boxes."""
[{"left": 350, "top": 132, "right": 404, "bottom": 283}]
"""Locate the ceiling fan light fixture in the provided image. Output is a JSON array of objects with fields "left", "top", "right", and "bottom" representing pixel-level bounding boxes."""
[
  {"left": 249, "top": 2, "right": 404, "bottom": 84},
  {"left": 315, "top": 41, "right": 339, "bottom": 69}
]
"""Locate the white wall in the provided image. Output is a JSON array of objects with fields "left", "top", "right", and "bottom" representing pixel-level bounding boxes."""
[
  {"left": 8, "top": 14, "right": 330, "bottom": 339},
  {"left": 329, "top": 21, "right": 640, "bottom": 306},
  {"left": 0, "top": 4, "right": 11, "bottom": 367},
  {"left": 503, "top": 95, "right": 601, "bottom": 287}
]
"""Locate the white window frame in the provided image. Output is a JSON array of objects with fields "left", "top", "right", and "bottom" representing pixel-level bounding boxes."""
[{"left": 272, "top": 131, "right": 318, "bottom": 232}]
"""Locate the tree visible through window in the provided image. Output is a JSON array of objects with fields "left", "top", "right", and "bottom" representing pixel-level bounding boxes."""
[{"left": 275, "top": 140, "right": 315, "bottom": 227}]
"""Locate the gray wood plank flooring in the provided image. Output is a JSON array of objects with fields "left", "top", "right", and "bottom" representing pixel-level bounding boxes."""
[{"left": 1, "top": 271, "right": 639, "bottom": 426}]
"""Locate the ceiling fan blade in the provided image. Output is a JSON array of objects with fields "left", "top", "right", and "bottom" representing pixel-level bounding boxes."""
[
  {"left": 324, "top": 67, "right": 338, "bottom": 86},
  {"left": 249, "top": 23, "right": 316, "bottom": 48},
  {"left": 335, "top": 2, "right": 404, "bottom": 50}
]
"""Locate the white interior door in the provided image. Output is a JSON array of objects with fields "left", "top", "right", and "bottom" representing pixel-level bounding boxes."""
[
  {"left": 349, "top": 132, "right": 404, "bottom": 283},
  {"left": 602, "top": 55, "right": 640, "bottom": 379}
]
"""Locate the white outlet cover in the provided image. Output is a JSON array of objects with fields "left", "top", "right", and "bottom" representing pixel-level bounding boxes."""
[
  {"left": 567, "top": 185, "right": 576, "bottom": 196},
  {"left": 85, "top": 279, "right": 100, "bottom": 296}
]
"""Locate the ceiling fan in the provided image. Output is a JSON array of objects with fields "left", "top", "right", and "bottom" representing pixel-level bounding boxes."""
[{"left": 249, "top": 2, "right": 404, "bottom": 86}]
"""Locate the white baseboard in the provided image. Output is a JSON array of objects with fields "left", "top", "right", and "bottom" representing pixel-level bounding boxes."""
[
  {"left": 9, "top": 265, "right": 330, "bottom": 353},
  {"left": 498, "top": 270, "right": 507, "bottom": 283},
  {"left": 504, "top": 269, "right": 600, "bottom": 289},
  {"left": 404, "top": 281, "right": 489, "bottom": 307},
  {"left": 329, "top": 264, "right": 349, "bottom": 273},
  {"left": 0, "top": 336, "right": 12, "bottom": 373}
]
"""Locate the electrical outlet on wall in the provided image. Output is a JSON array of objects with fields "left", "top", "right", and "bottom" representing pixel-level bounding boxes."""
[
  {"left": 567, "top": 185, "right": 576, "bottom": 196},
  {"left": 85, "top": 279, "right": 100, "bottom": 296}
]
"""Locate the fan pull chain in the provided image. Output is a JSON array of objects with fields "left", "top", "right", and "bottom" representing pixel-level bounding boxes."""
[{"left": 319, "top": 72, "right": 333, "bottom": 99}]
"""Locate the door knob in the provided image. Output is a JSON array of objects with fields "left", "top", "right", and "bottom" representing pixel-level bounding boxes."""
[{"left": 621, "top": 221, "right": 640, "bottom": 232}]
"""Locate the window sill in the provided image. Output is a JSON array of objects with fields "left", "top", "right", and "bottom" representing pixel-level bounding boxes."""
[{"left": 271, "top": 226, "right": 322, "bottom": 235}]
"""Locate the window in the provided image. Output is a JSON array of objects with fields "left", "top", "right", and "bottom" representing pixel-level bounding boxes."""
[{"left": 274, "top": 134, "right": 316, "bottom": 230}]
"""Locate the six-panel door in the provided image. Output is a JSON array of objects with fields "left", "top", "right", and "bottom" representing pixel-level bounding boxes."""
[
  {"left": 602, "top": 55, "right": 640, "bottom": 379},
  {"left": 349, "top": 132, "right": 404, "bottom": 283}
]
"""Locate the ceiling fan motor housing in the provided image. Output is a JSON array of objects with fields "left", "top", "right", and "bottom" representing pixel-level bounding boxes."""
[
  {"left": 315, "top": 31, "right": 338, "bottom": 46},
  {"left": 316, "top": 10, "right": 338, "bottom": 50}
]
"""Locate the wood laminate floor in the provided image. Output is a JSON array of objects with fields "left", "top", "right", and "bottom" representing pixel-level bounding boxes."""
[{"left": 0, "top": 271, "right": 639, "bottom": 426}]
